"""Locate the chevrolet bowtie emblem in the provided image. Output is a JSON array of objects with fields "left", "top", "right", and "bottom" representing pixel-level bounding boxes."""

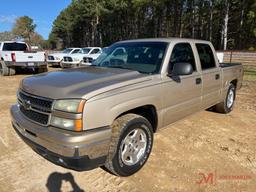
[{"left": 23, "top": 100, "right": 31, "bottom": 110}]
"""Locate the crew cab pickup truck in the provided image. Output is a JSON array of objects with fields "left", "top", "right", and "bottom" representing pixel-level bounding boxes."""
[
  {"left": 11, "top": 38, "right": 243, "bottom": 176},
  {"left": 47, "top": 48, "right": 82, "bottom": 67},
  {"left": 62, "top": 47, "right": 102, "bottom": 68},
  {"left": 0, "top": 41, "right": 47, "bottom": 76}
]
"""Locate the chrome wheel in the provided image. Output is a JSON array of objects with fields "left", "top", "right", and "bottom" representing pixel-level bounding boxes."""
[
  {"left": 120, "top": 128, "right": 147, "bottom": 166},
  {"left": 227, "top": 89, "right": 234, "bottom": 108}
]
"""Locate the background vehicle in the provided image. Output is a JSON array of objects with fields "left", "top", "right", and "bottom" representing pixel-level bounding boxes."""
[
  {"left": 11, "top": 38, "right": 243, "bottom": 176},
  {"left": 47, "top": 48, "right": 82, "bottom": 67},
  {"left": 62, "top": 47, "right": 102, "bottom": 68},
  {"left": 0, "top": 41, "right": 47, "bottom": 76}
]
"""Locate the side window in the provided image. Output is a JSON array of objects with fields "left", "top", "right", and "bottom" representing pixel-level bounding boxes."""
[
  {"left": 71, "top": 49, "right": 81, "bottom": 54},
  {"left": 196, "top": 44, "right": 216, "bottom": 70},
  {"left": 169, "top": 43, "right": 196, "bottom": 72},
  {"left": 91, "top": 49, "right": 101, "bottom": 54}
]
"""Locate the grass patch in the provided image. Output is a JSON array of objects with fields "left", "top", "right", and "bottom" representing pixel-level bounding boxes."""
[{"left": 243, "top": 66, "right": 256, "bottom": 81}]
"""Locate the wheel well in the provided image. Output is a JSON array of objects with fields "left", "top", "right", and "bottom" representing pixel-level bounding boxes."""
[
  {"left": 117, "top": 105, "right": 158, "bottom": 133},
  {"left": 230, "top": 79, "right": 237, "bottom": 88},
  {"left": 1, "top": 57, "right": 4, "bottom": 61}
]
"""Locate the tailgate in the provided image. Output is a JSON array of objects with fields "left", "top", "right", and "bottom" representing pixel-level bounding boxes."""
[{"left": 13, "top": 51, "right": 45, "bottom": 62}]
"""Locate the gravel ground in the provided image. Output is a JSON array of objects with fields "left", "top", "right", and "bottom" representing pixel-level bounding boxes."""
[{"left": 0, "top": 67, "right": 255, "bottom": 192}]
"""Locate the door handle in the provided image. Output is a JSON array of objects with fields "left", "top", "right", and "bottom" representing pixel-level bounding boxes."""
[
  {"left": 215, "top": 74, "right": 220, "bottom": 80},
  {"left": 195, "top": 78, "right": 202, "bottom": 85}
]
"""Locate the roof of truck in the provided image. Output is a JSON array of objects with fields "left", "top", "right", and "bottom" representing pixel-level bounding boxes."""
[
  {"left": 0, "top": 41, "right": 26, "bottom": 44},
  {"left": 118, "top": 38, "right": 210, "bottom": 44},
  {"left": 82, "top": 47, "right": 101, "bottom": 49}
]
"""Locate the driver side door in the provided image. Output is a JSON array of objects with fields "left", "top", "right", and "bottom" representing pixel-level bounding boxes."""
[{"left": 162, "top": 43, "right": 202, "bottom": 127}]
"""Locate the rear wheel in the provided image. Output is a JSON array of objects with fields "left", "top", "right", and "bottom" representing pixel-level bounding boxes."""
[
  {"left": 0, "top": 61, "right": 16, "bottom": 76},
  {"left": 214, "top": 83, "right": 236, "bottom": 113},
  {"left": 8, "top": 67, "right": 16, "bottom": 75},
  {"left": 104, "top": 114, "right": 153, "bottom": 176}
]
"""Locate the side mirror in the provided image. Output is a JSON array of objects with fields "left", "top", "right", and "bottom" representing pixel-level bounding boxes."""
[{"left": 169, "top": 62, "right": 193, "bottom": 76}]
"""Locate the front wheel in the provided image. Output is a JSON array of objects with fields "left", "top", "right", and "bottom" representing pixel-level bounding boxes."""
[
  {"left": 104, "top": 114, "right": 153, "bottom": 176},
  {"left": 214, "top": 83, "right": 236, "bottom": 113}
]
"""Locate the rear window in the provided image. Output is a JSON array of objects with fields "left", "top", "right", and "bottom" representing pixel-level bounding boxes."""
[
  {"left": 3, "top": 43, "right": 28, "bottom": 51},
  {"left": 196, "top": 43, "right": 216, "bottom": 70}
]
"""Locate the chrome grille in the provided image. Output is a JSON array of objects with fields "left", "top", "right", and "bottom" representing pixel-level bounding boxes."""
[
  {"left": 48, "top": 56, "right": 54, "bottom": 60},
  {"left": 63, "top": 56, "right": 73, "bottom": 62},
  {"left": 83, "top": 57, "right": 93, "bottom": 63},
  {"left": 18, "top": 91, "right": 53, "bottom": 125}
]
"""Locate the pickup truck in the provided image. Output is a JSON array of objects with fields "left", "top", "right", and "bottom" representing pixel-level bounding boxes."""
[
  {"left": 62, "top": 47, "right": 102, "bottom": 68},
  {"left": 0, "top": 41, "right": 47, "bottom": 76},
  {"left": 47, "top": 48, "right": 82, "bottom": 67},
  {"left": 11, "top": 38, "right": 243, "bottom": 176}
]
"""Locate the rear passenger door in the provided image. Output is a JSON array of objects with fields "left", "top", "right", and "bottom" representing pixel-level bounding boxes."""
[
  {"left": 195, "top": 43, "right": 222, "bottom": 109},
  {"left": 163, "top": 43, "right": 202, "bottom": 127}
]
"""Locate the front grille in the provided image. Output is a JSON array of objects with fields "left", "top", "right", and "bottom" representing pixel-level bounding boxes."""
[
  {"left": 19, "top": 91, "right": 52, "bottom": 112},
  {"left": 20, "top": 105, "right": 49, "bottom": 125},
  {"left": 48, "top": 56, "right": 54, "bottom": 60},
  {"left": 18, "top": 91, "right": 53, "bottom": 125},
  {"left": 64, "top": 56, "right": 73, "bottom": 62},
  {"left": 83, "top": 57, "right": 93, "bottom": 63}
]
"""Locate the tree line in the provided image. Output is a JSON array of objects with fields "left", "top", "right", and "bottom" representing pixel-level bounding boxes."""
[
  {"left": 48, "top": 0, "right": 256, "bottom": 50},
  {"left": 0, "top": 0, "right": 255, "bottom": 51},
  {"left": 0, "top": 16, "right": 45, "bottom": 48}
]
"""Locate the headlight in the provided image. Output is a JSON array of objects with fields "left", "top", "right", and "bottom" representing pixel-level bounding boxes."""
[
  {"left": 54, "top": 99, "right": 85, "bottom": 113},
  {"left": 52, "top": 99, "right": 85, "bottom": 131},
  {"left": 51, "top": 117, "right": 82, "bottom": 131}
]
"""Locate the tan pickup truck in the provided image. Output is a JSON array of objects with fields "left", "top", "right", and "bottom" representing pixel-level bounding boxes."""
[{"left": 11, "top": 38, "right": 243, "bottom": 176}]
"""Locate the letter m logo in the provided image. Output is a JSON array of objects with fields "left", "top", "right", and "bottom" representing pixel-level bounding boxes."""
[{"left": 196, "top": 172, "right": 215, "bottom": 185}]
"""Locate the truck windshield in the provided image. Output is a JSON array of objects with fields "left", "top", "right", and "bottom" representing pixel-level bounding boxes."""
[
  {"left": 82, "top": 48, "right": 91, "bottom": 54},
  {"left": 62, "top": 48, "right": 73, "bottom": 54},
  {"left": 2, "top": 43, "right": 28, "bottom": 51},
  {"left": 93, "top": 42, "right": 168, "bottom": 74}
]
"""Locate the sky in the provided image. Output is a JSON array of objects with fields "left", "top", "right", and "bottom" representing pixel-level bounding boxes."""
[{"left": 0, "top": 0, "right": 71, "bottom": 39}]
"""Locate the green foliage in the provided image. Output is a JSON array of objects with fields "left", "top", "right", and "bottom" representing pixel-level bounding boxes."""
[
  {"left": 12, "top": 16, "right": 36, "bottom": 43},
  {"left": 49, "top": 0, "right": 256, "bottom": 50},
  {"left": 0, "top": 31, "right": 16, "bottom": 41}
]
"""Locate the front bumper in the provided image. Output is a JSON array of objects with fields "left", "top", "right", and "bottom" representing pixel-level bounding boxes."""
[
  {"left": 5, "top": 61, "right": 47, "bottom": 67},
  {"left": 10, "top": 104, "right": 111, "bottom": 171},
  {"left": 61, "top": 61, "right": 80, "bottom": 68},
  {"left": 47, "top": 60, "right": 61, "bottom": 65}
]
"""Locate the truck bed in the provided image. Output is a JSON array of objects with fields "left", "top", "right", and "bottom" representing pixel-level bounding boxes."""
[{"left": 220, "top": 62, "right": 242, "bottom": 68}]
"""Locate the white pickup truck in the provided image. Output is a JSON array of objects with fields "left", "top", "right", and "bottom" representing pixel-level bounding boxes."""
[
  {"left": 61, "top": 47, "right": 102, "bottom": 68},
  {"left": 0, "top": 41, "right": 47, "bottom": 76},
  {"left": 47, "top": 48, "right": 82, "bottom": 67}
]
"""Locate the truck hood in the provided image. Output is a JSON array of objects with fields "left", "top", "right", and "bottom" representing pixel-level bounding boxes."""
[
  {"left": 49, "top": 53, "right": 68, "bottom": 58},
  {"left": 21, "top": 67, "right": 149, "bottom": 99}
]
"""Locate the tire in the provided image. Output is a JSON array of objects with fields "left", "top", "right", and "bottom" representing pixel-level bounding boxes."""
[
  {"left": 0, "top": 61, "right": 9, "bottom": 76},
  {"left": 104, "top": 114, "right": 153, "bottom": 176},
  {"left": 8, "top": 67, "right": 16, "bottom": 75},
  {"left": 60, "top": 61, "right": 64, "bottom": 68},
  {"left": 214, "top": 83, "right": 236, "bottom": 113}
]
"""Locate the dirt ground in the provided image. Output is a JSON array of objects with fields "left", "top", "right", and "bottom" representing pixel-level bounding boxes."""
[{"left": 0, "top": 67, "right": 255, "bottom": 192}]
